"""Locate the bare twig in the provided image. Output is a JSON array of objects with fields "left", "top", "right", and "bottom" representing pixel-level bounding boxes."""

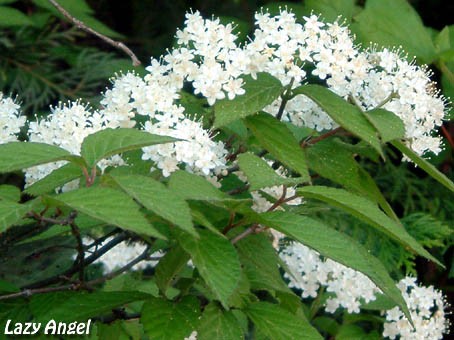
[
  {"left": 441, "top": 124, "right": 454, "bottom": 149},
  {"left": 230, "top": 225, "right": 258, "bottom": 244},
  {"left": 0, "top": 245, "right": 150, "bottom": 301},
  {"left": 69, "top": 218, "right": 85, "bottom": 282},
  {"left": 84, "top": 229, "right": 121, "bottom": 250},
  {"left": 300, "top": 127, "right": 343, "bottom": 147},
  {"left": 22, "top": 232, "right": 129, "bottom": 289},
  {"left": 230, "top": 185, "right": 290, "bottom": 244},
  {"left": 48, "top": 0, "right": 141, "bottom": 66}
]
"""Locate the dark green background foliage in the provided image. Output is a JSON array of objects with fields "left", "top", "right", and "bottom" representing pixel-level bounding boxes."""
[{"left": 0, "top": 0, "right": 452, "bottom": 339}]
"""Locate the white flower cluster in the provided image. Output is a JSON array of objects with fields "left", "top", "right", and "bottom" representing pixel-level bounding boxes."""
[
  {"left": 383, "top": 277, "right": 449, "bottom": 340},
  {"left": 280, "top": 242, "right": 449, "bottom": 338},
  {"left": 101, "top": 70, "right": 227, "bottom": 178},
  {"left": 25, "top": 101, "right": 125, "bottom": 189},
  {"left": 7, "top": 9, "right": 446, "bottom": 185},
  {"left": 164, "top": 10, "right": 447, "bottom": 156},
  {"left": 0, "top": 92, "right": 25, "bottom": 144},
  {"left": 81, "top": 236, "right": 162, "bottom": 274},
  {"left": 280, "top": 242, "right": 380, "bottom": 313}
]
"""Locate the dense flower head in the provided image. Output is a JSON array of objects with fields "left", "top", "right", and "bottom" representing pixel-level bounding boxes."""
[
  {"left": 152, "top": 9, "right": 447, "bottom": 157},
  {"left": 24, "top": 8, "right": 446, "bottom": 185},
  {"left": 383, "top": 277, "right": 449, "bottom": 340},
  {"left": 280, "top": 242, "right": 381, "bottom": 313},
  {"left": 0, "top": 92, "right": 25, "bottom": 144},
  {"left": 280, "top": 242, "right": 449, "bottom": 339},
  {"left": 101, "top": 71, "right": 228, "bottom": 178}
]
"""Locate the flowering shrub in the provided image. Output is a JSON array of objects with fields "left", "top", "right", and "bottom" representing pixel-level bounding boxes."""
[{"left": 0, "top": 5, "right": 452, "bottom": 340}]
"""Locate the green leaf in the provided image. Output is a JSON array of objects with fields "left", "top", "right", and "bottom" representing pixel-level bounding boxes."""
[
  {"left": 258, "top": 211, "right": 411, "bottom": 322},
  {"left": 0, "top": 200, "right": 35, "bottom": 233},
  {"left": 168, "top": 170, "right": 229, "bottom": 201},
  {"left": 31, "top": 291, "right": 149, "bottom": 323},
  {"left": 50, "top": 187, "right": 166, "bottom": 239},
  {"left": 435, "top": 26, "right": 454, "bottom": 56},
  {"left": 305, "top": 138, "right": 361, "bottom": 190},
  {"left": 391, "top": 140, "right": 454, "bottom": 192},
  {"left": 0, "top": 185, "right": 20, "bottom": 202},
  {"left": 155, "top": 245, "right": 190, "bottom": 293},
  {"left": 110, "top": 174, "right": 196, "bottom": 237},
  {"left": 237, "top": 153, "right": 304, "bottom": 191},
  {"left": 141, "top": 296, "right": 200, "bottom": 340},
  {"left": 312, "top": 317, "right": 339, "bottom": 337},
  {"left": 236, "top": 233, "right": 291, "bottom": 293},
  {"left": 298, "top": 186, "right": 442, "bottom": 266},
  {"left": 336, "top": 324, "right": 370, "bottom": 340},
  {"left": 361, "top": 293, "right": 396, "bottom": 311},
  {"left": 293, "top": 85, "right": 382, "bottom": 156},
  {"left": 168, "top": 171, "right": 252, "bottom": 217},
  {"left": 78, "top": 13, "right": 123, "bottom": 39},
  {"left": 441, "top": 72, "right": 454, "bottom": 120},
  {"left": 355, "top": 167, "right": 400, "bottom": 222},
  {"left": 305, "top": 139, "right": 399, "bottom": 221},
  {"left": 97, "top": 320, "right": 141, "bottom": 340},
  {"left": 214, "top": 73, "right": 283, "bottom": 128},
  {"left": 351, "top": 0, "right": 435, "bottom": 63},
  {"left": 364, "top": 108, "right": 405, "bottom": 143},
  {"left": 175, "top": 229, "right": 241, "bottom": 308},
  {"left": 80, "top": 128, "right": 177, "bottom": 167},
  {"left": 0, "top": 142, "right": 83, "bottom": 174},
  {"left": 303, "top": 0, "right": 355, "bottom": 22},
  {"left": 198, "top": 303, "right": 244, "bottom": 340},
  {"left": 245, "top": 113, "right": 310, "bottom": 180},
  {"left": 24, "top": 163, "right": 83, "bottom": 196},
  {"left": 245, "top": 302, "right": 322, "bottom": 340},
  {"left": 0, "top": 6, "right": 33, "bottom": 26},
  {"left": 0, "top": 280, "right": 19, "bottom": 294}
]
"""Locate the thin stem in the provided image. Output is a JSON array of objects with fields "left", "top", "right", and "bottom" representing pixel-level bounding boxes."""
[
  {"left": 81, "top": 167, "right": 91, "bottom": 186},
  {"left": 276, "top": 78, "right": 295, "bottom": 121},
  {"left": 300, "top": 127, "right": 343, "bottom": 147},
  {"left": 266, "top": 186, "right": 287, "bottom": 211},
  {"left": 439, "top": 60, "right": 454, "bottom": 84},
  {"left": 222, "top": 213, "right": 237, "bottom": 234},
  {"left": 375, "top": 91, "right": 398, "bottom": 109},
  {"left": 47, "top": 0, "right": 141, "bottom": 66},
  {"left": 309, "top": 286, "right": 325, "bottom": 320},
  {"left": 230, "top": 185, "right": 289, "bottom": 244},
  {"left": 230, "top": 226, "right": 257, "bottom": 244},
  {"left": 441, "top": 124, "right": 454, "bottom": 149}
]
